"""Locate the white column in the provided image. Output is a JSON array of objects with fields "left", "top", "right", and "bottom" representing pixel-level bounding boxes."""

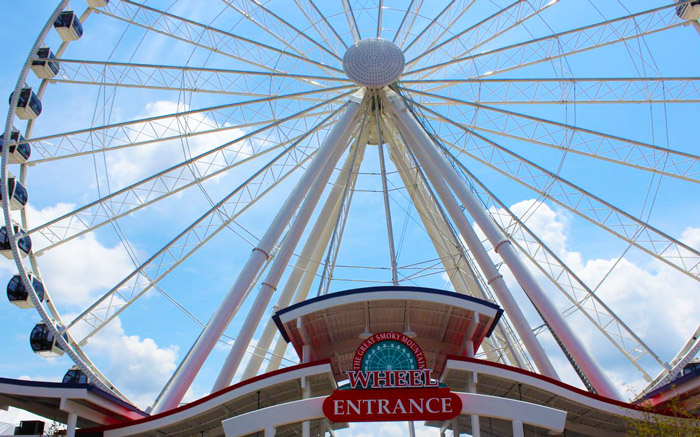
[
  {"left": 385, "top": 93, "right": 558, "bottom": 380},
  {"left": 386, "top": 92, "right": 622, "bottom": 401},
  {"left": 389, "top": 140, "right": 511, "bottom": 365},
  {"left": 241, "top": 143, "right": 365, "bottom": 380},
  {"left": 212, "top": 128, "right": 362, "bottom": 391},
  {"left": 408, "top": 421, "right": 416, "bottom": 437},
  {"left": 264, "top": 143, "right": 366, "bottom": 373},
  {"left": 388, "top": 138, "right": 482, "bottom": 296},
  {"left": 66, "top": 412, "right": 77, "bottom": 437},
  {"left": 265, "top": 426, "right": 275, "bottom": 437},
  {"left": 466, "top": 315, "right": 480, "bottom": 437},
  {"left": 154, "top": 100, "right": 362, "bottom": 413},
  {"left": 512, "top": 419, "right": 524, "bottom": 437},
  {"left": 301, "top": 343, "right": 311, "bottom": 437}
]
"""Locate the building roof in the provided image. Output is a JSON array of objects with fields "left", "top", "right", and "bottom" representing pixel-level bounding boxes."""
[
  {"left": 438, "top": 357, "right": 683, "bottom": 437},
  {"left": 273, "top": 286, "right": 503, "bottom": 381},
  {"left": 0, "top": 377, "right": 146, "bottom": 429},
  {"left": 76, "top": 361, "right": 338, "bottom": 437}
]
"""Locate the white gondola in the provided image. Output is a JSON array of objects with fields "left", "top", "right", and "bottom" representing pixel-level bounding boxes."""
[
  {"left": 31, "top": 47, "right": 60, "bottom": 79},
  {"left": 0, "top": 223, "right": 32, "bottom": 259},
  {"left": 30, "top": 323, "right": 65, "bottom": 357},
  {"left": 677, "top": 0, "right": 700, "bottom": 20},
  {"left": 1, "top": 176, "right": 28, "bottom": 210},
  {"left": 0, "top": 128, "right": 31, "bottom": 164},
  {"left": 54, "top": 10, "right": 83, "bottom": 42},
  {"left": 9, "top": 87, "right": 42, "bottom": 120},
  {"left": 63, "top": 367, "right": 89, "bottom": 384},
  {"left": 7, "top": 273, "right": 45, "bottom": 309},
  {"left": 87, "top": 0, "right": 110, "bottom": 7}
]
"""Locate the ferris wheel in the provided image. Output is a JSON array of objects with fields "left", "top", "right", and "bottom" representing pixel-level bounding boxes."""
[{"left": 3, "top": 0, "right": 700, "bottom": 416}]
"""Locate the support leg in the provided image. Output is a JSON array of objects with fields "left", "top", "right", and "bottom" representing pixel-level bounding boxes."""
[
  {"left": 212, "top": 132, "right": 364, "bottom": 391},
  {"left": 154, "top": 100, "right": 362, "bottom": 413},
  {"left": 386, "top": 92, "right": 558, "bottom": 379},
  {"left": 512, "top": 419, "right": 524, "bottom": 437},
  {"left": 385, "top": 91, "right": 621, "bottom": 400},
  {"left": 66, "top": 412, "right": 77, "bottom": 437},
  {"left": 241, "top": 142, "right": 366, "bottom": 380}
]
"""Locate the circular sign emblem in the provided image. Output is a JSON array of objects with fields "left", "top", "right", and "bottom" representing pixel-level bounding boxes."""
[{"left": 352, "top": 332, "right": 427, "bottom": 372}]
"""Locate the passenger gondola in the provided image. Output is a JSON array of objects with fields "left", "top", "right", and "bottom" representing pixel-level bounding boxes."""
[
  {"left": 1, "top": 176, "right": 28, "bottom": 210},
  {"left": 62, "top": 367, "right": 89, "bottom": 384},
  {"left": 87, "top": 0, "right": 110, "bottom": 7},
  {"left": 9, "top": 87, "right": 42, "bottom": 120},
  {"left": 31, "top": 47, "right": 60, "bottom": 79},
  {"left": 0, "top": 223, "right": 32, "bottom": 259},
  {"left": 30, "top": 323, "right": 65, "bottom": 357},
  {"left": 0, "top": 128, "right": 31, "bottom": 164},
  {"left": 54, "top": 10, "right": 83, "bottom": 42},
  {"left": 7, "top": 273, "right": 44, "bottom": 309},
  {"left": 677, "top": 0, "right": 700, "bottom": 20}
]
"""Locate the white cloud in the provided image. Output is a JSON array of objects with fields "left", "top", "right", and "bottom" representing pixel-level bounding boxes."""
[
  {"left": 0, "top": 406, "right": 52, "bottom": 434},
  {"left": 478, "top": 199, "right": 700, "bottom": 396},
  {"left": 34, "top": 233, "right": 135, "bottom": 308},
  {"left": 681, "top": 226, "right": 700, "bottom": 249},
  {"left": 85, "top": 317, "right": 178, "bottom": 410},
  {"left": 6, "top": 202, "right": 175, "bottom": 410},
  {"left": 106, "top": 100, "right": 249, "bottom": 188},
  {"left": 22, "top": 203, "right": 136, "bottom": 308}
]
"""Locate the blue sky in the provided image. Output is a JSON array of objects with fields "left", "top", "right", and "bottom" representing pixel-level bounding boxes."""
[{"left": 1, "top": 1, "right": 700, "bottom": 435}]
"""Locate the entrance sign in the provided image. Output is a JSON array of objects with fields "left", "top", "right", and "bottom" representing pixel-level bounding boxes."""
[
  {"left": 324, "top": 388, "right": 462, "bottom": 422},
  {"left": 322, "top": 332, "right": 462, "bottom": 422}
]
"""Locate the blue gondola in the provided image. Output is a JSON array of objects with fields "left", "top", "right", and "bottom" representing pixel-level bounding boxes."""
[
  {"left": 0, "top": 224, "right": 32, "bottom": 259},
  {"left": 30, "top": 323, "right": 65, "bottom": 357},
  {"left": 54, "top": 11, "right": 83, "bottom": 42},
  {"left": 0, "top": 129, "right": 31, "bottom": 164},
  {"left": 31, "top": 47, "right": 60, "bottom": 79},
  {"left": 63, "top": 367, "right": 89, "bottom": 384},
  {"left": 9, "top": 87, "right": 42, "bottom": 120},
  {"left": 87, "top": 0, "right": 110, "bottom": 7},
  {"left": 1, "top": 176, "right": 28, "bottom": 210},
  {"left": 677, "top": 0, "right": 700, "bottom": 19},
  {"left": 7, "top": 273, "right": 45, "bottom": 309}
]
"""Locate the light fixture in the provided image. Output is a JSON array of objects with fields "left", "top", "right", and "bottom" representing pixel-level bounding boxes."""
[
  {"left": 359, "top": 302, "right": 372, "bottom": 339},
  {"left": 403, "top": 302, "right": 417, "bottom": 338}
]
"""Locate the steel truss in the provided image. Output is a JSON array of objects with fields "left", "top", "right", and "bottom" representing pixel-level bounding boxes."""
[{"left": 5, "top": 0, "right": 698, "bottom": 417}]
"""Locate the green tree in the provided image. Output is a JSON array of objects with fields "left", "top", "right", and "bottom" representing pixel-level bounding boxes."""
[{"left": 626, "top": 399, "right": 700, "bottom": 437}]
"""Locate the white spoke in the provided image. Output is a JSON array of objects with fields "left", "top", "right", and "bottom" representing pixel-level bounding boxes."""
[
  {"left": 440, "top": 142, "right": 665, "bottom": 381},
  {"left": 294, "top": 0, "right": 348, "bottom": 57},
  {"left": 28, "top": 92, "right": 352, "bottom": 253},
  {"left": 405, "top": 77, "right": 700, "bottom": 104},
  {"left": 342, "top": 0, "right": 361, "bottom": 43},
  {"left": 99, "top": 0, "right": 343, "bottom": 76},
  {"left": 406, "top": 88, "right": 700, "bottom": 184},
  {"left": 26, "top": 86, "right": 351, "bottom": 162},
  {"left": 404, "top": 4, "right": 687, "bottom": 78},
  {"left": 69, "top": 111, "right": 339, "bottom": 343},
  {"left": 46, "top": 58, "right": 351, "bottom": 96},
  {"left": 402, "top": 0, "right": 477, "bottom": 59},
  {"left": 405, "top": 0, "right": 555, "bottom": 73},
  {"left": 220, "top": 0, "right": 342, "bottom": 73},
  {"left": 392, "top": 0, "right": 424, "bottom": 48},
  {"left": 7, "top": 0, "right": 700, "bottom": 415},
  {"left": 418, "top": 102, "right": 700, "bottom": 282}
]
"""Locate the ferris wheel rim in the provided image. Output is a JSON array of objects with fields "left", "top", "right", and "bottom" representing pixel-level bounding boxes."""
[{"left": 3, "top": 0, "right": 699, "bottom": 413}]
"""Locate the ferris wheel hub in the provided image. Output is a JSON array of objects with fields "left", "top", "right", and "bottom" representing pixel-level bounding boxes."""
[{"left": 342, "top": 38, "right": 405, "bottom": 88}]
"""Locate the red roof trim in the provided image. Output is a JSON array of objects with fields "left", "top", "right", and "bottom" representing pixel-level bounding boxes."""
[
  {"left": 77, "top": 359, "right": 332, "bottom": 434},
  {"left": 445, "top": 356, "right": 677, "bottom": 416}
]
